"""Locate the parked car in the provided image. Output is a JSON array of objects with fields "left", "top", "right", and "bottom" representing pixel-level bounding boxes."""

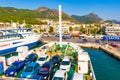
[
  {"left": 54, "top": 33, "right": 59, "bottom": 37},
  {"left": 51, "top": 55, "right": 61, "bottom": 67},
  {"left": 62, "top": 34, "right": 71, "bottom": 39},
  {"left": 71, "top": 73, "right": 84, "bottom": 80},
  {"left": 21, "top": 62, "right": 40, "bottom": 78},
  {"left": 52, "top": 70, "right": 68, "bottom": 80},
  {"left": 43, "top": 32, "right": 51, "bottom": 37},
  {"left": 110, "top": 43, "right": 119, "bottom": 48},
  {"left": 37, "top": 54, "right": 50, "bottom": 66},
  {"left": 5, "top": 60, "right": 25, "bottom": 77},
  {"left": 30, "top": 75, "right": 44, "bottom": 80},
  {"left": 24, "top": 53, "right": 38, "bottom": 63},
  {"left": 82, "top": 38, "right": 87, "bottom": 42},
  {"left": 39, "top": 61, "right": 55, "bottom": 79},
  {"left": 60, "top": 56, "right": 71, "bottom": 72}
]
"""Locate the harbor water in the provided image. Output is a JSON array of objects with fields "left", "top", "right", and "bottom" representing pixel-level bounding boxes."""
[{"left": 84, "top": 48, "right": 120, "bottom": 80}]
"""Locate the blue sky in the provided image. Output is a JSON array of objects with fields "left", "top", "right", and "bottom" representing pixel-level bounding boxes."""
[{"left": 0, "top": 0, "right": 120, "bottom": 20}]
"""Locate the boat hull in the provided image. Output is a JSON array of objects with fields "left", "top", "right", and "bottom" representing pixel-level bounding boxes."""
[
  {"left": 0, "top": 34, "right": 41, "bottom": 55},
  {"left": 0, "top": 40, "right": 39, "bottom": 55}
]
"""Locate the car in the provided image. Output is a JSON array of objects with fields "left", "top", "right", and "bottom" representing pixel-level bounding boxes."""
[
  {"left": 95, "top": 39, "right": 99, "bottom": 43},
  {"left": 71, "top": 73, "right": 84, "bottom": 80},
  {"left": 110, "top": 43, "right": 119, "bottom": 48},
  {"left": 37, "top": 54, "right": 50, "bottom": 66},
  {"left": 21, "top": 62, "right": 40, "bottom": 78},
  {"left": 24, "top": 53, "right": 38, "bottom": 63},
  {"left": 60, "top": 56, "right": 71, "bottom": 72},
  {"left": 51, "top": 55, "right": 61, "bottom": 67},
  {"left": 30, "top": 75, "right": 44, "bottom": 80},
  {"left": 5, "top": 60, "right": 25, "bottom": 77},
  {"left": 39, "top": 61, "right": 55, "bottom": 80},
  {"left": 82, "top": 38, "right": 87, "bottom": 42},
  {"left": 54, "top": 33, "right": 59, "bottom": 37},
  {"left": 52, "top": 70, "right": 68, "bottom": 80},
  {"left": 62, "top": 34, "right": 71, "bottom": 39},
  {"left": 43, "top": 32, "right": 51, "bottom": 37}
]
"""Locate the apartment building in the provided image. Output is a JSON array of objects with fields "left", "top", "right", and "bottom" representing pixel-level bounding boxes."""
[{"left": 103, "top": 24, "right": 120, "bottom": 35}]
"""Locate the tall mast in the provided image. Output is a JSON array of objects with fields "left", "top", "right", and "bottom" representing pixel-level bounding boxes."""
[{"left": 59, "top": 5, "right": 62, "bottom": 46}]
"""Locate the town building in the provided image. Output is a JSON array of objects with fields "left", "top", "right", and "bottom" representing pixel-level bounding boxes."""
[{"left": 103, "top": 24, "right": 120, "bottom": 36}]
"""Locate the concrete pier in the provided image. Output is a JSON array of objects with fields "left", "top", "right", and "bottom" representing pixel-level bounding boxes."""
[{"left": 99, "top": 45, "right": 120, "bottom": 60}]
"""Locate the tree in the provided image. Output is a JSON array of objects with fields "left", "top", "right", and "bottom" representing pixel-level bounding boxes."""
[
  {"left": 49, "top": 26, "right": 54, "bottom": 33},
  {"left": 43, "top": 28, "right": 46, "bottom": 32},
  {"left": 69, "top": 26, "right": 73, "bottom": 32},
  {"left": 34, "top": 30, "right": 38, "bottom": 33},
  {"left": 25, "top": 24, "right": 32, "bottom": 28},
  {"left": 80, "top": 27, "right": 86, "bottom": 34}
]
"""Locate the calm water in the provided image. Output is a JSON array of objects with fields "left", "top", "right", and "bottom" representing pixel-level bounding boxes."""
[{"left": 84, "top": 48, "right": 120, "bottom": 80}]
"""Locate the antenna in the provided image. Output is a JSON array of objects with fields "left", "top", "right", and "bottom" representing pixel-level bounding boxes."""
[{"left": 59, "top": 5, "right": 62, "bottom": 46}]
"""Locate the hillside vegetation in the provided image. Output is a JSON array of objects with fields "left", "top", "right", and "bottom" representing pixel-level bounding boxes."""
[
  {"left": 71, "top": 13, "right": 102, "bottom": 24},
  {"left": 0, "top": 6, "right": 75, "bottom": 24}
]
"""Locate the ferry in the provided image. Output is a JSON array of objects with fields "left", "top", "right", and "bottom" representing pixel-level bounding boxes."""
[
  {"left": 36, "top": 41, "right": 96, "bottom": 80},
  {"left": 0, "top": 27, "right": 41, "bottom": 55},
  {"left": 0, "top": 5, "right": 96, "bottom": 80}
]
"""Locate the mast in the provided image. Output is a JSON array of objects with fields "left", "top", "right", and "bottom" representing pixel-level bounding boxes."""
[{"left": 59, "top": 5, "right": 62, "bottom": 46}]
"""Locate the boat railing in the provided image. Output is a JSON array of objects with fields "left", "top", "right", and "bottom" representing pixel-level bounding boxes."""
[{"left": 90, "top": 60, "right": 96, "bottom": 80}]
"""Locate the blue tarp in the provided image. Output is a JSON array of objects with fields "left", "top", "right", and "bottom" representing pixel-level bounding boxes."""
[{"left": 102, "top": 36, "right": 120, "bottom": 41}]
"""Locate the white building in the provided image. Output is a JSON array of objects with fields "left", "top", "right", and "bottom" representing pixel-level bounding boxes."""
[{"left": 103, "top": 24, "right": 120, "bottom": 36}]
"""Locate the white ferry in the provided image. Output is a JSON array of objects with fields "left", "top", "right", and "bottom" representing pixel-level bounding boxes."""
[{"left": 0, "top": 27, "right": 41, "bottom": 55}]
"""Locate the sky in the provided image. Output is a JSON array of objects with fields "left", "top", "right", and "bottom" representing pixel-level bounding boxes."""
[{"left": 0, "top": 0, "right": 120, "bottom": 20}]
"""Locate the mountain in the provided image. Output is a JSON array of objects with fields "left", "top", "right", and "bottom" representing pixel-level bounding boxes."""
[
  {"left": 0, "top": 6, "right": 46, "bottom": 24},
  {"left": 0, "top": 6, "right": 75, "bottom": 24},
  {"left": 110, "top": 20, "right": 120, "bottom": 24},
  {"left": 35, "top": 7, "right": 74, "bottom": 21},
  {"left": 71, "top": 13, "right": 102, "bottom": 24}
]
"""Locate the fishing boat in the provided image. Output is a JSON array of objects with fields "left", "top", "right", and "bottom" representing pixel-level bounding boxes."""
[{"left": 0, "top": 27, "right": 41, "bottom": 55}]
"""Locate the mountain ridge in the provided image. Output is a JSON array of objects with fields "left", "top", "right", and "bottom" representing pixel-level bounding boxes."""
[
  {"left": 0, "top": 6, "right": 75, "bottom": 24},
  {"left": 71, "top": 13, "right": 102, "bottom": 24},
  {"left": 0, "top": 6, "right": 119, "bottom": 24}
]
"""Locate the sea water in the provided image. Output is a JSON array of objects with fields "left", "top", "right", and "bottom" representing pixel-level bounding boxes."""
[{"left": 84, "top": 48, "right": 120, "bottom": 80}]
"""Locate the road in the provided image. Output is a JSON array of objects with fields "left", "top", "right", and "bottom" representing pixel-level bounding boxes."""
[
  {"left": 41, "top": 35, "right": 120, "bottom": 52},
  {"left": 41, "top": 35, "right": 97, "bottom": 43}
]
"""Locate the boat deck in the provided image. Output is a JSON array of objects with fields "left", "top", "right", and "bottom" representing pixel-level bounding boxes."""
[{"left": 0, "top": 43, "right": 93, "bottom": 80}]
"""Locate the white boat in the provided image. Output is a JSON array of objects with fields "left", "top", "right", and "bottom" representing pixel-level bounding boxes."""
[{"left": 0, "top": 27, "right": 41, "bottom": 55}]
